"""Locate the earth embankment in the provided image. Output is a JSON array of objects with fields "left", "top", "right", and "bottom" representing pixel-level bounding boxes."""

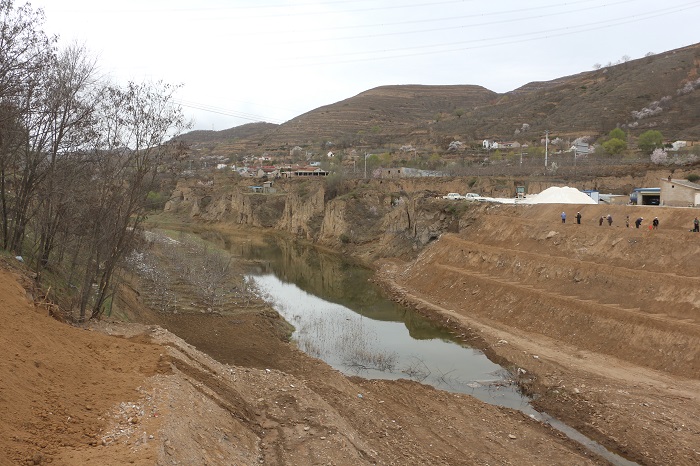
[{"left": 377, "top": 202, "right": 700, "bottom": 465}]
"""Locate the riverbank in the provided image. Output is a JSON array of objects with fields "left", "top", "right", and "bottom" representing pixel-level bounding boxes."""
[
  {"left": 374, "top": 202, "right": 700, "bottom": 466},
  {"left": 0, "top": 243, "right": 604, "bottom": 465}
]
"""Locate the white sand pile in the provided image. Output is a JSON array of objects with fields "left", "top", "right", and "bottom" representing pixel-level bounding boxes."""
[{"left": 522, "top": 186, "right": 596, "bottom": 204}]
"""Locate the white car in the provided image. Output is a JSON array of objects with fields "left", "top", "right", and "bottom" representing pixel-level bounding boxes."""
[
  {"left": 464, "top": 193, "right": 487, "bottom": 202},
  {"left": 442, "top": 192, "right": 463, "bottom": 200}
]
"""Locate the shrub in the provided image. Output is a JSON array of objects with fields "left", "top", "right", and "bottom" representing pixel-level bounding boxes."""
[
  {"left": 687, "top": 173, "right": 700, "bottom": 183},
  {"left": 602, "top": 138, "right": 627, "bottom": 155},
  {"left": 638, "top": 130, "right": 664, "bottom": 153},
  {"left": 609, "top": 128, "right": 626, "bottom": 141},
  {"left": 146, "top": 191, "right": 169, "bottom": 210}
]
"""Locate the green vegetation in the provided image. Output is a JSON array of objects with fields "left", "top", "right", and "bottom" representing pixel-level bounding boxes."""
[
  {"left": 146, "top": 191, "right": 169, "bottom": 211},
  {"left": 603, "top": 128, "right": 627, "bottom": 155},
  {"left": 609, "top": 128, "right": 626, "bottom": 141},
  {"left": 637, "top": 130, "right": 664, "bottom": 153},
  {"left": 687, "top": 174, "right": 700, "bottom": 183},
  {"left": 603, "top": 138, "right": 627, "bottom": 155}
]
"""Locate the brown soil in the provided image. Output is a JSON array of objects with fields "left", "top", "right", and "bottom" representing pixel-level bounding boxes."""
[
  {"left": 377, "top": 202, "right": 700, "bottom": 466},
  {"left": 2, "top": 202, "right": 699, "bottom": 465}
]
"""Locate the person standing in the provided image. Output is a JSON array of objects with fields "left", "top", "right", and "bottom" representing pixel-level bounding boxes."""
[
  {"left": 599, "top": 216, "right": 604, "bottom": 226},
  {"left": 561, "top": 211, "right": 566, "bottom": 223},
  {"left": 652, "top": 217, "right": 659, "bottom": 229},
  {"left": 626, "top": 215, "right": 630, "bottom": 228},
  {"left": 635, "top": 217, "right": 643, "bottom": 228},
  {"left": 694, "top": 217, "right": 699, "bottom": 232},
  {"left": 607, "top": 214, "right": 613, "bottom": 226},
  {"left": 576, "top": 212, "right": 582, "bottom": 224}
]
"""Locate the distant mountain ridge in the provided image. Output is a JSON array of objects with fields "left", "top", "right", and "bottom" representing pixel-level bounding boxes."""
[{"left": 177, "top": 42, "right": 700, "bottom": 156}]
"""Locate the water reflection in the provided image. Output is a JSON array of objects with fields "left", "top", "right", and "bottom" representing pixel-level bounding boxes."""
[{"left": 224, "top": 234, "right": 529, "bottom": 409}]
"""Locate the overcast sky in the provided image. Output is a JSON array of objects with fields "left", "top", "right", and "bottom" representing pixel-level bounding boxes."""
[{"left": 29, "top": 0, "right": 700, "bottom": 131}]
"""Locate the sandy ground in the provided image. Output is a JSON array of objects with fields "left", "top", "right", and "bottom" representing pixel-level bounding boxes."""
[{"left": 1, "top": 202, "right": 699, "bottom": 465}]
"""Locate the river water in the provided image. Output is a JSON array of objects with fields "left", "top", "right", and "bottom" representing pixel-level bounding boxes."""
[
  {"left": 224, "top": 233, "right": 637, "bottom": 466},
  {"left": 229, "top": 234, "right": 528, "bottom": 410}
]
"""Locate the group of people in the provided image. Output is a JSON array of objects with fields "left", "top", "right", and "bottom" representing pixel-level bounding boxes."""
[
  {"left": 560, "top": 212, "right": 669, "bottom": 229},
  {"left": 595, "top": 214, "right": 613, "bottom": 226},
  {"left": 561, "top": 212, "right": 700, "bottom": 231}
]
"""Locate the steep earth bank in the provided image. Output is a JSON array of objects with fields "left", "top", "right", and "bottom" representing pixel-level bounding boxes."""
[{"left": 164, "top": 168, "right": 691, "bottom": 258}]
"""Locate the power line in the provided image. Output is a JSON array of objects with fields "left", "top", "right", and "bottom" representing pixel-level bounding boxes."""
[
  {"left": 274, "top": 2, "right": 700, "bottom": 67},
  {"left": 219, "top": 0, "right": 624, "bottom": 38},
  {"left": 47, "top": 0, "right": 475, "bottom": 16},
  {"left": 266, "top": 0, "right": 637, "bottom": 46},
  {"left": 174, "top": 100, "right": 285, "bottom": 125}
]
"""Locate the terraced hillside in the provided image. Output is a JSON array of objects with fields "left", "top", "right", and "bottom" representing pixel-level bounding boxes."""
[
  {"left": 177, "top": 42, "right": 700, "bottom": 157},
  {"left": 378, "top": 202, "right": 700, "bottom": 465},
  {"left": 264, "top": 84, "right": 497, "bottom": 147}
]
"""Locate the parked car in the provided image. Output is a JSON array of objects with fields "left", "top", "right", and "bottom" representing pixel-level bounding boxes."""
[{"left": 442, "top": 192, "right": 464, "bottom": 200}]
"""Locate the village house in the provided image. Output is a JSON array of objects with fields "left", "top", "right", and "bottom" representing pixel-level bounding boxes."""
[
  {"left": 569, "top": 141, "right": 593, "bottom": 155},
  {"left": 257, "top": 166, "right": 280, "bottom": 178},
  {"left": 660, "top": 178, "right": 700, "bottom": 207},
  {"left": 483, "top": 139, "right": 520, "bottom": 150}
]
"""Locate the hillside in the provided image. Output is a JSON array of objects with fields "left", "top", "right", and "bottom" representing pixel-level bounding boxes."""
[
  {"left": 176, "top": 42, "right": 700, "bottom": 157},
  {"left": 264, "top": 84, "right": 497, "bottom": 148}
]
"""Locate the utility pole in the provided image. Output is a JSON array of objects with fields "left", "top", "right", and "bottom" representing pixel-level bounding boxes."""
[{"left": 544, "top": 130, "right": 549, "bottom": 167}]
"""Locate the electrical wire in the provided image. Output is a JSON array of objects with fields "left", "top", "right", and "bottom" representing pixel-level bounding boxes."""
[{"left": 275, "top": 1, "right": 700, "bottom": 66}]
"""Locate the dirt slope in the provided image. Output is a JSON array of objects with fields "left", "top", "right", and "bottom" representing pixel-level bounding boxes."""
[
  {"left": 0, "top": 258, "right": 603, "bottom": 465},
  {"left": 377, "top": 202, "right": 700, "bottom": 465}
]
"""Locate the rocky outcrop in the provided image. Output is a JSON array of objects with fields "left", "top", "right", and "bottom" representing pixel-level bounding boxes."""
[{"left": 163, "top": 167, "right": 692, "bottom": 260}]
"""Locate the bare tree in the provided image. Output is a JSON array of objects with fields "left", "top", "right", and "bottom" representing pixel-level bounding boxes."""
[
  {"left": 29, "top": 44, "right": 99, "bottom": 272},
  {"left": 0, "top": 0, "right": 55, "bottom": 253},
  {"left": 73, "top": 80, "right": 187, "bottom": 321}
]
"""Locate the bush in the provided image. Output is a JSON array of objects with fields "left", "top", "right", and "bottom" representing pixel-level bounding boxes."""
[
  {"left": 609, "top": 128, "right": 626, "bottom": 141},
  {"left": 602, "top": 138, "right": 627, "bottom": 155},
  {"left": 650, "top": 148, "right": 667, "bottom": 165},
  {"left": 687, "top": 173, "right": 700, "bottom": 183},
  {"left": 638, "top": 130, "right": 664, "bottom": 153}
]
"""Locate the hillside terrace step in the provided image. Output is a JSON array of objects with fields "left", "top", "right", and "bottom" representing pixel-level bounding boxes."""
[{"left": 433, "top": 263, "right": 700, "bottom": 332}]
